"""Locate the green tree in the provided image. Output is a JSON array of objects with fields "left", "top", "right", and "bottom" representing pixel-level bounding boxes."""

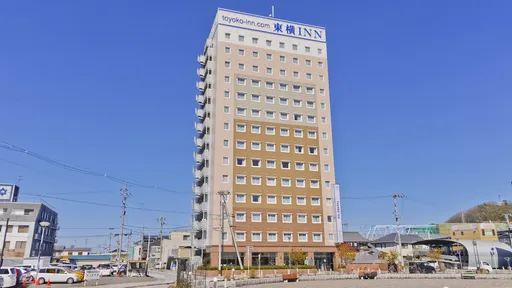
[
  {"left": 289, "top": 248, "right": 307, "bottom": 266},
  {"left": 387, "top": 249, "right": 399, "bottom": 264}
]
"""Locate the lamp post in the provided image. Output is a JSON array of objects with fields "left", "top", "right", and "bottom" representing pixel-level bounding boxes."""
[{"left": 34, "top": 221, "right": 51, "bottom": 285}]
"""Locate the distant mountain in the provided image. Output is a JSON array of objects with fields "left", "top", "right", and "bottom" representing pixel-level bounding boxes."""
[{"left": 446, "top": 201, "right": 511, "bottom": 223}]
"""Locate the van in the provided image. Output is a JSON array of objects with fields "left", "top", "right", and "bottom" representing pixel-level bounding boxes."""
[{"left": 30, "top": 267, "right": 79, "bottom": 284}]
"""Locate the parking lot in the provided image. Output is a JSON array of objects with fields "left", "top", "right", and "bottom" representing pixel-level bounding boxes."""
[{"left": 247, "top": 279, "right": 512, "bottom": 288}]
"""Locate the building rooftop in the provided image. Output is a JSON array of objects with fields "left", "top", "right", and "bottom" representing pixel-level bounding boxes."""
[
  {"left": 63, "top": 247, "right": 92, "bottom": 252},
  {"left": 343, "top": 232, "right": 369, "bottom": 243},
  {"left": 371, "top": 233, "right": 424, "bottom": 244},
  {"left": 69, "top": 255, "right": 110, "bottom": 260}
]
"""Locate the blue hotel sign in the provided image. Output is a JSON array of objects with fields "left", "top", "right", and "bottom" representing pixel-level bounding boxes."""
[{"left": 273, "top": 22, "right": 323, "bottom": 40}]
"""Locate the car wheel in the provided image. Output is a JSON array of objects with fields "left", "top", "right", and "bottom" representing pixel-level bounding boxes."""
[
  {"left": 39, "top": 277, "right": 46, "bottom": 284},
  {"left": 67, "top": 277, "right": 74, "bottom": 284}
]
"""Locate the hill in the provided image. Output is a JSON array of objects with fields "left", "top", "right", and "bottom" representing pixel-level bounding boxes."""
[{"left": 446, "top": 201, "right": 512, "bottom": 223}]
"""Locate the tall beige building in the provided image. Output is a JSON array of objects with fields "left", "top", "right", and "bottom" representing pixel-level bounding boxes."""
[{"left": 193, "top": 8, "right": 340, "bottom": 270}]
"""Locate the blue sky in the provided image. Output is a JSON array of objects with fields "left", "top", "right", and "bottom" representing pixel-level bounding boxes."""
[{"left": 1, "top": 0, "right": 512, "bottom": 249}]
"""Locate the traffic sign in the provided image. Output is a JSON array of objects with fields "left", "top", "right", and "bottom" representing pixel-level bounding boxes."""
[{"left": 457, "top": 250, "right": 461, "bottom": 254}]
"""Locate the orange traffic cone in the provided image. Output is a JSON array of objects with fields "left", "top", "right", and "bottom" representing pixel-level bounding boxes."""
[
  {"left": 37, "top": 278, "right": 41, "bottom": 285},
  {"left": 22, "top": 279, "right": 27, "bottom": 287},
  {"left": 31, "top": 277, "right": 36, "bottom": 284},
  {"left": 117, "top": 272, "right": 120, "bottom": 277},
  {"left": 46, "top": 278, "right": 51, "bottom": 287}
]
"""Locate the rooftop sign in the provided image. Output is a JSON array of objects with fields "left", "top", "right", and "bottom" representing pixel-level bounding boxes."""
[{"left": 218, "top": 9, "right": 326, "bottom": 43}]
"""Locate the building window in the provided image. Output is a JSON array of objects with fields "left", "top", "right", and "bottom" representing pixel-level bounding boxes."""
[
  {"left": 312, "top": 215, "right": 322, "bottom": 224},
  {"left": 252, "top": 37, "right": 258, "bottom": 44},
  {"left": 280, "top": 112, "right": 289, "bottom": 121},
  {"left": 265, "top": 81, "right": 274, "bottom": 89},
  {"left": 251, "top": 141, "right": 261, "bottom": 150},
  {"left": 328, "top": 233, "right": 334, "bottom": 242},
  {"left": 295, "top": 161, "right": 305, "bottom": 170},
  {"left": 236, "top": 212, "right": 246, "bottom": 222},
  {"left": 305, "top": 59, "right": 311, "bottom": 66},
  {"left": 281, "top": 160, "right": 290, "bottom": 170},
  {"left": 311, "top": 197, "right": 321, "bottom": 206},
  {"left": 267, "top": 196, "right": 277, "bottom": 204},
  {"left": 320, "top": 75, "right": 324, "bottom": 82},
  {"left": 222, "top": 157, "right": 229, "bottom": 165},
  {"left": 280, "top": 144, "right": 290, "bottom": 153},
  {"left": 266, "top": 67, "right": 273, "bottom": 74},
  {"left": 327, "top": 215, "right": 333, "bottom": 223},
  {"left": 292, "top": 85, "right": 301, "bottom": 93},
  {"left": 252, "top": 232, "right": 262, "bottom": 241},
  {"left": 298, "top": 233, "right": 308, "bottom": 242},
  {"left": 224, "top": 61, "right": 231, "bottom": 68},
  {"left": 318, "top": 61, "right": 324, "bottom": 68},
  {"left": 296, "top": 178, "right": 306, "bottom": 188},
  {"left": 313, "top": 233, "right": 322, "bottom": 242},
  {"left": 252, "top": 213, "right": 262, "bottom": 223},
  {"left": 266, "top": 40, "right": 272, "bottom": 46},
  {"left": 236, "top": 123, "right": 246, "bottom": 132},
  {"left": 293, "top": 99, "right": 302, "bottom": 107},
  {"left": 266, "top": 96, "right": 275, "bottom": 104},
  {"left": 266, "top": 126, "right": 275, "bottom": 135},
  {"left": 283, "top": 232, "right": 293, "bottom": 242},
  {"left": 266, "top": 143, "right": 276, "bottom": 152},
  {"left": 236, "top": 158, "right": 246, "bottom": 167},
  {"left": 293, "top": 71, "right": 299, "bottom": 78},
  {"left": 323, "top": 148, "right": 329, "bottom": 155},
  {"left": 236, "top": 77, "right": 246, "bottom": 85},
  {"left": 282, "top": 214, "right": 292, "bottom": 223},
  {"left": 224, "top": 123, "right": 230, "bottom": 130},
  {"left": 18, "top": 226, "right": 29, "bottom": 233},
  {"left": 309, "top": 147, "right": 318, "bottom": 155},
  {"left": 317, "top": 48, "right": 322, "bottom": 54},
  {"left": 237, "top": 92, "right": 246, "bottom": 100},
  {"left": 320, "top": 103, "right": 326, "bottom": 110},
  {"left": 308, "top": 130, "right": 317, "bottom": 139},
  {"left": 223, "top": 140, "right": 229, "bottom": 148},
  {"left": 268, "top": 232, "right": 278, "bottom": 242},
  {"left": 251, "top": 176, "right": 262, "bottom": 185},
  {"left": 239, "top": 35, "right": 244, "bottom": 42},
  {"left": 292, "top": 44, "right": 298, "bottom": 50},
  {"left": 307, "top": 115, "right": 316, "bottom": 123},
  {"left": 325, "top": 181, "right": 331, "bottom": 188},
  {"left": 279, "top": 42, "right": 285, "bottom": 48},
  {"left": 280, "top": 128, "right": 289, "bottom": 136},
  {"left": 224, "top": 91, "right": 230, "bottom": 98},
  {"left": 251, "top": 109, "right": 261, "bottom": 117},
  {"left": 294, "top": 129, "right": 303, "bottom": 138},
  {"left": 279, "top": 97, "right": 288, "bottom": 105},
  {"left": 279, "top": 83, "right": 288, "bottom": 91},
  {"left": 279, "top": 55, "right": 286, "bottom": 62},
  {"left": 236, "top": 194, "right": 246, "bottom": 203},
  {"left": 251, "top": 79, "right": 261, "bottom": 87},
  {"left": 280, "top": 69, "right": 286, "bottom": 76},
  {"left": 266, "top": 177, "right": 276, "bottom": 186},
  {"left": 236, "top": 107, "right": 246, "bottom": 116},
  {"left": 320, "top": 89, "right": 325, "bottom": 96},
  {"left": 306, "top": 101, "right": 315, "bottom": 109},
  {"left": 305, "top": 46, "right": 311, "bottom": 52},
  {"left": 309, "top": 163, "right": 319, "bottom": 171},
  {"left": 306, "top": 73, "right": 312, "bottom": 80},
  {"left": 238, "top": 63, "right": 245, "bottom": 71},
  {"left": 251, "top": 125, "right": 261, "bottom": 134},
  {"left": 236, "top": 175, "right": 246, "bottom": 184},
  {"left": 236, "top": 232, "right": 246, "bottom": 241},
  {"left": 238, "top": 49, "right": 245, "bottom": 56},
  {"left": 306, "top": 87, "right": 314, "bottom": 94},
  {"left": 282, "top": 178, "right": 291, "bottom": 188},
  {"left": 251, "top": 159, "right": 261, "bottom": 167},
  {"left": 321, "top": 117, "right": 327, "bottom": 124},
  {"left": 222, "top": 175, "right": 229, "bottom": 183},
  {"left": 224, "top": 76, "right": 230, "bottom": 83},
  {"left": 324, "top": 164, "right": 330, "bottom": 172},
  {"left": 266, "top": 159, "right": 276, "bottom": 168},
  {"left": 252, "top": 51, "right": 259, "bottom": 58},
  {"left": 236, "top": 140, "right": 246, "bottom": 149},
  {"left": 266, "top": 111, "right": 275, "bottom": 119},
  {"left": 326, "top": 198, "right": 332, "bottom": 206},
  {"left": 297, "top": 214, "right": 307, "bottom": 223},
  {"left": 293, "top": 114, "right": 303, "bottom": 122},
  {"left": 295, "top": 145, "right": 304, "bottom": 154},
  {"left": 266, "top": 53, "right": 272, "bottom": 60},
  {"left": 252, "top": 194, "right": 261, "bottom": 203},
  {"left": 251, "top": 94, "right": 260, "bottom": 102},
  {"left": 225, "top": 47, "right": 231, "bottom": 54},
  {"left": 296, "top": 196, "right": 306, "bottom": 205},
  {"left": 225, "top": 33, "right": 231, "bottom": 39}
]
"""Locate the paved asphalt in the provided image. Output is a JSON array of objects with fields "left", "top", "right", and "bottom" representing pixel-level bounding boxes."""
[
  {"left": 46, "top": 276, "right": 157, "bottom": 287},
  {"left": 246, "top": 279, "right": 512, "bottom": 288}
]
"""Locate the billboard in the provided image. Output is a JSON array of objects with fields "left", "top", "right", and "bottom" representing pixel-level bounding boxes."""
[
  {"left": 0, "top": 184, "right": 19, "bottom": 202},
  {"left": 332, "top": 184, "right": 343, "bottom": 243}
]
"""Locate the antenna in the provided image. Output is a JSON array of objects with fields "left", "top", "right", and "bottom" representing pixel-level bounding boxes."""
[{"left": 270, "top": 6, "right": 275, "bottom": 17}]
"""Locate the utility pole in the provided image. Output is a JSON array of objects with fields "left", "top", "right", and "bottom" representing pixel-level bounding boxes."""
[
  {"left": 0, "top": 218, "right": 10, "bottom": 267},
  {"left": 217, "top": 190, "right": 230, "bottom": 273},
  {"left": 140, "top": 225, "right": 145, "bottom": 260},
  {"left": 157, "top": 217, "right": 166, "bottom": 269},
  {"left": 108, "top": 228, "right": 114, "bottom": 254},
  {"left": 117, "top": 185, "right": 129, "bottom": 264},
  {"left": 393, "top": 194, "right": 405, "bottom": 268},
  {"left": 505, "top": 214, "right": 512, "bottom": 248}
]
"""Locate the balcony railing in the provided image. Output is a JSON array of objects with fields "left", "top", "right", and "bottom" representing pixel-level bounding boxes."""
[
  {"left": 196, "top": 95, "right": 205, "bottom": 105},
  {"left": 195, "top": 108, "right": 205, "bottom": 119},
  {"left": 197, "top": 68, "right": 206, "bottom": 78},
  {"left": 197, "top": 55, "right": 206, "bottom": 65},
  {"left": 194, "top": 137, "right": 204, "bottom": 148},
  {"left": 196, "top": 81, "right": 205, "bottom": 91}
]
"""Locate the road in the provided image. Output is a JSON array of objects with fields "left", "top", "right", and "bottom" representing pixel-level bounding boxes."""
[
  {"left": 246, "top": 279, "right": 512, "bottom": 288},
  {"left": 47, "top": 276, "right": 157, "bottom": 287}
]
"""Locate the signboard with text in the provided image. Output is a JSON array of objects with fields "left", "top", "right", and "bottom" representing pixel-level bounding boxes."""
[
  {"left": 0, "top": 184, "right": 19, "bottom": 202},
  {"left": 217, "top": 9, "right": 326, "bottom": 42},
  {"left": 332, "top": 184, "right": 343, "bottom": 243}
]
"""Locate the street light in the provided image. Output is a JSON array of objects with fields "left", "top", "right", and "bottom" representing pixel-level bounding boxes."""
[{"left": 34, "top": 221, "right": 51, "bottom": 285}]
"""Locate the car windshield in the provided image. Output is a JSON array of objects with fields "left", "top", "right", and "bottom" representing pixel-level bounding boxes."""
[
  {"left": 0, "top": 268, "right": 9, "bottom": 274},
  {"left": 98, "top": 264, "right": 110, "bottom": 268}
]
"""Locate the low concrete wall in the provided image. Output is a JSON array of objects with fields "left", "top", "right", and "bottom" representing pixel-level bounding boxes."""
[
  {"left": 347, "top": 263, "right": 388, "bottom": 272},
  {"left": 197, "top": 268, "right": 318, "bottom": 278}
]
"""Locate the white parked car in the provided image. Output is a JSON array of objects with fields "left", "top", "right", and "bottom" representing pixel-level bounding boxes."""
[
  {"left": 97, "top": 264, "right": 113, "bottom": 276},
  {"left": 0, "top": 267, "right": 19, "bottom": 287},
  {"left": 30, "top": 267, "right": 78, "bottom": 284}
]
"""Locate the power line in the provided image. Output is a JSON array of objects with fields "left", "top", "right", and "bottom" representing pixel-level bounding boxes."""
[{"left": 0, "top": 141, "right": 188, "bottom": 194}]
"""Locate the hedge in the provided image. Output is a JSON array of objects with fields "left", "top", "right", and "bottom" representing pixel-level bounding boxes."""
[{"left": 197, "top": 265, "right": 316, "bottom": 271}]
